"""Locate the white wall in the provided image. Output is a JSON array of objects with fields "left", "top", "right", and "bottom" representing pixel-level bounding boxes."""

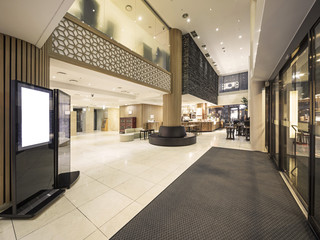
[{"left": 218, "top": 90, "right": 248, "bottom": 106}]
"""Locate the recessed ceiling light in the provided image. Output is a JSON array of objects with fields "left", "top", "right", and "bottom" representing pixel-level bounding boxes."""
[
  {"left": 240, "top": 47, "right": 243, "bottom": 50},
  {"left": 197, "top": 36, "right": 200, "bottom": 39},
  {"left": 182, "top": 13, "right": 189, "bottom": 18},
  {"left": 220, "top": 42, "right": 223, "bottom": 45},
  {"left": 153, "top": 36, "right": 156, "bottom": 39},
  {"left": 210, "top": 8, "right": 212, "bottom": 11},
  {"left": 238, "top": 19, "right": 240, "bottom": 22},
  {"left": 52, "top": 76, "right": 56, "bottom": 79},
  {"left": 204, "top": 47, "right": 207, "bottom": 50},
  {"left": 125, "top": 5, "right": 133, "bottom": 11},
  {"left": 138, "top": 16, "right": 142, "bottom": 21},
  {"left": 92, "top": 9, "right": 95, "bottom": 12},
  {"left": 187, "top": 18, "right": 191, "bottom": 23},
  {"left": 216, "top": 28, "right": 219, "bottom": 31},
  {"left": 238, "top": 35, "right": 242, "bottom": 39}
]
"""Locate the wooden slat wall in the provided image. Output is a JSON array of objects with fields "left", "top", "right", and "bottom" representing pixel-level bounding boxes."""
[{"left": 0, "top": 33, "right": 49, "bottom": 206}]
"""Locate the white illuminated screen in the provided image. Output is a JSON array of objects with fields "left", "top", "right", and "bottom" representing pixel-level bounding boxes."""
[{"left": 21, "top": 87, "right": 50, "bottom": 148}]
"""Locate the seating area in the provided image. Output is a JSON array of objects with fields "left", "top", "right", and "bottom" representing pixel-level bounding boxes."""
[
  {"left": 225, "top": 119, "right": 250, "bottom": 141},
  {"left": 124, "top": 128, "right": 143, "bottom": 139}
]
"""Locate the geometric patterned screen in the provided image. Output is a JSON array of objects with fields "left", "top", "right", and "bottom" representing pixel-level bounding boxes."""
[{"left": 51, "top": 17, "right": 171, "bottom": 92}]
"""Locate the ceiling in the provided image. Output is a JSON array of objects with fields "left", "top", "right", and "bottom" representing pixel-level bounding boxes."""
[
  {"left": 251, "top": 0, "right": 316, "bottom": 81},
  {"left": 147, "top": 0, "right": 250, "bottom": 75},
  {"left": 50, "top": 59, "right": 165, "bottom": 108},
  {"left": 0, "top": 0, "right": 74, "bottom": 48}
]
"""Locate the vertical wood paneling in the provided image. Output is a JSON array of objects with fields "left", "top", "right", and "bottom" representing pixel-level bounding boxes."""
[
  {"left": 31, "top": 45, "right": 35, "bottom": 85},
  {"left": 16, "top": 39, "right": 22, "bottom": 81},
  {"left": 22, "top": 41, "right": 27, "bottom": 82},
  {"left": 11, "top": 38, "right": 16, "bottom": 81},
  {"left": 0, "top": 34, "right": 50, "bottom": 207},
  {"left": 27, "top": 43, "right": 31, "bottom": 83},
  {"left": 4, "top": 35, "right": 11, "bottom": 203},
  {"left": 0, "top": 34, "right": 5, "bottom": 205},
  {"left": 35, "top": 49, "right": 39, "bottom": 85}
]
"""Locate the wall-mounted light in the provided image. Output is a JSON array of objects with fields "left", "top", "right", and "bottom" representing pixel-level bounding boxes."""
[{"left": 128, "top": 110, "right": 133, "bottom": 115}]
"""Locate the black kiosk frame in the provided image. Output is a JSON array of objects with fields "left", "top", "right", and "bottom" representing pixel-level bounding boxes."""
[
  {"left": 54, "top": 89, "right": 79, "bottom": 189},
  {"left": 0, "top": 81, "right": 65, "bottom": 218}
]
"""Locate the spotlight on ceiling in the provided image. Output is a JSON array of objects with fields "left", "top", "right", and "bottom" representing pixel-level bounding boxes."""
[
  {"left": 182, "top": 13, "right": 189, "bottom": 19},
  {"left": 125, "top": 5, "right": 132, "bottom": 11}
]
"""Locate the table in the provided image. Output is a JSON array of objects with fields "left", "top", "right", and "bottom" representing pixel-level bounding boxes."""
[
  {"left": 226, "top": 126, "right": 235, "bottom": 139},
  {"left": 140, "top": 129, "right": 155, "bottom": 140},
  {"left": 140, "top": 129, "right": 149, "bottom": 140}
]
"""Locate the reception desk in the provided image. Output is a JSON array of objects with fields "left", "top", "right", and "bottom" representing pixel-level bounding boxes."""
[{"left": 181, "top": 121, "right": 221, "bottom": 132}]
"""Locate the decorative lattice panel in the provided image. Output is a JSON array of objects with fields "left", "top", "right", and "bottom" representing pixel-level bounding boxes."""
[{"left": 51, "top": 18, "right": 171, "bottom": 92}]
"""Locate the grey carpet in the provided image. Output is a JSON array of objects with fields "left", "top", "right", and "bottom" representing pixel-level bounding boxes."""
[{"left": 111, "top": 147, "right": 316, "bottom": 240}]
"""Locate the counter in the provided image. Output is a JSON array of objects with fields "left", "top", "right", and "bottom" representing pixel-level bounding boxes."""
[{"left": 181, "top": 121, "right": 221, "bottom": 132}]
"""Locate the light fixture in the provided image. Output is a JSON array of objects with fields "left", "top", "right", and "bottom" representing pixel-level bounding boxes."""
[
  {"left": 153, "top": 36, "right": 156, "bottom": 39},
  {"left": 197, "top": 36, "right": 200, "bottom": 39},
  {"left": 182, "top": 13, "right": 189, "bottom": 18},
  {"left": 52, "top": 76, "right": 56, "bottom": 79},
  {"left": 92, "top": 9, "right": 95, "bottom": 12},
  {"left": 238, "top": 19, "right": 240, "bottom": 22},
  {"left": 240, "top": 47, "right": 243, "bottom": 50},
  {"left": 125, "top": 5, "right": 132, "bottom": 11},
  {"left": 187, "top": 18, "right": 191, "bottom": 23},
  {"left": 220, "top": 42, "right": 223, "bottom": 45},
  {"left": 204, "top": 47, "right": 207, "bottom": 50},
  {"left": 210, "top": 8, "right": 212, "bottom": 11},
  {"left": 138, "top": 16, "right": 142, "bottom": 21},
  {"left": 216, "top": 28, "right": 219, "bottom": 31},
  {"left": 103, "top": 105, "right": 106, "bottom": 110},
  {"left": 238, "top": 35, "right": 242, "bottom": 39},
  {"left": 317, "top": 59, "right": 320, "bottom": 62}
]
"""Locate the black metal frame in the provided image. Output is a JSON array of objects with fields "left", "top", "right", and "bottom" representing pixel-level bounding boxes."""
[{"left": 267, "top": 16, "right": 320, "bottom": 238}]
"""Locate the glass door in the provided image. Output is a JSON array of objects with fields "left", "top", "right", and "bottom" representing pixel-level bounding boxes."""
[
  {"left": 281, "top": 45, "right": 310, "bottom": 206},
  {"left": 271, "top": 77, "right": 280, "bottom": 167},
  {"left": 312, "top": 21, "right": 320, "bottom": 225}
]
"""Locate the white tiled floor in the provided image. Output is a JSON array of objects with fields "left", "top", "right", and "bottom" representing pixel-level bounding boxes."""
[{"left": 0, "top": 129, "right": 252, "bottom": 240}]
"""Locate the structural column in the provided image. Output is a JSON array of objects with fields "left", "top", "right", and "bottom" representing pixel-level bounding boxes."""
[{"left": 163, "top": 28, "right": 182, "bottom": 126}]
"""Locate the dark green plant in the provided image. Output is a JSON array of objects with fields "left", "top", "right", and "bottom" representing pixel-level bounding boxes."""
[{"left": 241, "top": 97, "right": 248, "bottom": 109}]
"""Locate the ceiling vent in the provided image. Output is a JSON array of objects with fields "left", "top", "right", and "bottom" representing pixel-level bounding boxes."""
[
  {"left": 205, "top": 53, "right": 210, "bottom": 57},
  {"left": 69, "top": 79, "right": 78, "bottom": 83},
  {"left": 190, "top": 31, "right": 198, "bottom": 38},
  {"left": 57, "top": 71, "right": 66, "bottom": 75}
]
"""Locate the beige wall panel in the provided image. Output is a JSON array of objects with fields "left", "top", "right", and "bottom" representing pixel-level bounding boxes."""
[
  {"left": 120, "top": 105, "right": 143, "bottom": 128},
  {"left": 108, "top": 108, "right": 119, "bottom": 131},
  {"left": 0, "top": 34, "right": 4, "bottom": 205},
  {"left": 70, "top": 111, "right": 77, "bottom": 136},
  {"left": 31, "top": 45, "right": 35, "bottom": 84},
  {"left": 142, "top": 104, "right": 163, "bottom": 129},
  {"left": 84, "top": 108, "right": 94, "bottom": 133}
]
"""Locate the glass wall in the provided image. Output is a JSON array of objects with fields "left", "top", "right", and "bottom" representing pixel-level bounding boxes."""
[
  {"left": 271, "top": 77, "right": 280, "bottom": 166},
  {"left": 68, "top": 0, "right": 170, "bottom": 71},
  {"left": 313, "top": 22, "right": 320, "bottom": 224},
  {"left": 280, "top": 46, "right": 309, "bottom": 204}
]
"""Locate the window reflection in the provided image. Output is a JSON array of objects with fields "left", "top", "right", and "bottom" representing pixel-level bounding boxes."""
[{"left": 68, "top": 0, "right": 170, "bottom": 71}]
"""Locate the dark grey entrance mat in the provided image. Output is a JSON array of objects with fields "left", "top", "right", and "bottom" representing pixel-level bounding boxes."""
[{"left": 111, "top": 147, "right": 316, "bottom": 240}]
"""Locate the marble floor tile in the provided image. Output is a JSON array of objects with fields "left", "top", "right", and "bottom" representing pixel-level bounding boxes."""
[
  {"left": 13, "top": 196, "right": 75, "bottom": 239},
  {"left": 114, "top": 176, "right": 155, "bottom": 200},
  {"left": 99, "top": 202, "right": 144, "bottom": 238},
  {"left": 20, "top": 209, "right": 96, "bottom": 240},
  {"left": 65, "top": 180, "right": 110, "bottom": 207},
  {"left": 79, "top": 189, "right": 133, "bottom": 227},
  {"left": 85, "top": 230, "right": 109, "bottom": 240},
  {"left": 136, "top": 184, "right": 167, "bottom": 206},
  {"left": 0, "top": 219, "right": 15, "bottom": 240}
]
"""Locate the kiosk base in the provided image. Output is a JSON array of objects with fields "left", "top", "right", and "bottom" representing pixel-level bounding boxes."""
[
  {"left": 0, "top": 189, "right": 65, "bottom": 219},
  {"left": 56, "top": 171, "right": 80, "bottom": 189}
]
